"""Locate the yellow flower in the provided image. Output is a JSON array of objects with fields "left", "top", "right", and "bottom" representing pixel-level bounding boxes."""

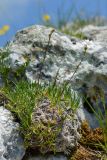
[
  {"left": 0, "top": 30, "right": 5, "bottom": 35},
  {"left": 2, "top": 25, "right": 10, "bottom": 31},
  {"left": 0, "top": 25, "right": 10, "bottom": 35},
  {"left": 42, "top": 14, "right": 51, "bottom": 22}
]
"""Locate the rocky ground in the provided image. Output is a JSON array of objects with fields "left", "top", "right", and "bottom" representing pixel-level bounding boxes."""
[{"left": 0, "top": 24, "right": 107, "bottom": 160}]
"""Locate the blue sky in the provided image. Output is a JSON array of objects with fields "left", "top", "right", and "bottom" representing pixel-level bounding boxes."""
[{"left": 0, "top": 0, "right": 107, "bottom": 46}]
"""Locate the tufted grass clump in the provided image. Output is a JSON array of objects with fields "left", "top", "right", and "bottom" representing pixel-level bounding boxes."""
[{"left": 0, "top": 80, "right": 80, "bottom": 153}]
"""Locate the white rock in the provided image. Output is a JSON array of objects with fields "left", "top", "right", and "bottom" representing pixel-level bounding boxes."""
[
  {"left": 80, "top": 25, "right": 107, "bottom": 43},
  {"left": 0, "top": 106, "right": 25, "bottom": 160}
]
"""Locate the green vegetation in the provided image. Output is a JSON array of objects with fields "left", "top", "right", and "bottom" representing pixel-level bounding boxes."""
[
  {"left": 0, "top": 9, "right": 107, "bottom": 157},
  {"left": 0, "top": 49, "right": 30, "bottom": 85},
  {"left": 84, "top": 95, "right": 107, "bottom": 155},
  {"left": 0, "top": 80, "right": 80, "bottom": 153},
  {"left": 69, "top": 97, "right": 107, "bottom": 160}
]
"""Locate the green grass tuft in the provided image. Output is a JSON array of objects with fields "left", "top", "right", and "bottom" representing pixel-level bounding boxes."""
[{"left": 0, "top": 80, "right": 80, "bottom": 153}]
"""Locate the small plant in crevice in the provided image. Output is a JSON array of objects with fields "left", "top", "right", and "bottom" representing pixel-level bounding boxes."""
[{"left": 1, "top": 80, "right": 80, "bottom": 153}]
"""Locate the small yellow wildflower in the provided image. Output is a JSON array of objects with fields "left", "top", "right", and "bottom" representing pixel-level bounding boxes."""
[
  {"left": 2, "top": 25, "right": 10, "bottom": 31},
  {"left": 42, "top": 14, "right": 51, "bottom": 22},
  {"left": 0, "top": 25, "right": 10, "bottom": 35},
  {"left": 0, "top": 30, "right": 5, "bottom": 35}
]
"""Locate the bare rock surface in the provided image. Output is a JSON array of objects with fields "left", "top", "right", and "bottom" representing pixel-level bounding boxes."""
[
  {"left": 0, "top": 106, "right": 25, "bottom": 160},
  {"left": 80, "top": 25, "right": 107, "bottom": 43}
]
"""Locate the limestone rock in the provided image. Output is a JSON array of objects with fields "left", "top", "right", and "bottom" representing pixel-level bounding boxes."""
[
  {"left": 0, "top": 106, "right": 25, "bottom": 160},
  {"left": 1, "top": 25, "right": 107, "bottom": 128},
  {"left": 79, "top": 25, "right": 107, "bottom": 43}
]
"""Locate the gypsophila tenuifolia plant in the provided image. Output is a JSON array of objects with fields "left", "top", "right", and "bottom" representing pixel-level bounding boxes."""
[{"left": 1, "top": 80, "right": 80, "bottom": 153}]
